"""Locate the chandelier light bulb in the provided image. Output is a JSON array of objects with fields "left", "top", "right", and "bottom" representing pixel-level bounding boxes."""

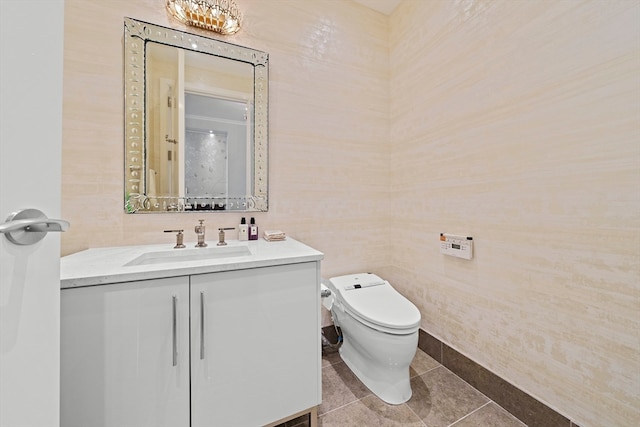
[{"left": 166, "top": 0, "right": 242, "bottom": 35}]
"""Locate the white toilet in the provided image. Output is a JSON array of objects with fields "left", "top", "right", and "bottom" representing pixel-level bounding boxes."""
[{"left": 322, "top": 273, "right": 421, "bottom": 405}]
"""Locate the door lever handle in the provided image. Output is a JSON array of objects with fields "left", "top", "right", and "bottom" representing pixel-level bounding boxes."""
[{"left": 0, "top": 208, "right": 69, "bottom": 245}]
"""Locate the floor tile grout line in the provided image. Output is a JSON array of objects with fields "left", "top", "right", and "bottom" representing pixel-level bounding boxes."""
[
  {"left": 354, "top": 393, "right": 429, "bottom": 427},
  {"left": 437, "top": 365, "right": 528, "bottom": 427},
  {"left": 407, "top": 359, "right": 444, "bottom": 426},
  {"left": 408, "top": 364, "right": 483, "bottom": 427},
  {"left": 319, "top": 348, "right": 526, "bottom": 427},
  {"left": 318, "top": 397, "right": 364, "bottom": 419},
  {"left": 489, "top": 399, "right": 529, "bottom": 427},
  {"left": 410, "top": 362, "right": 444, "bottom": 379},
  {"left": 404, "top": 398, "right": 428, "bottom": 427},
  {"left": 447, "top": 401, "right": 493, "bottom": 427}
]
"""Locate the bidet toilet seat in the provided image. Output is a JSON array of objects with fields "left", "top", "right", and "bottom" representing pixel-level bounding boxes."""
[
  {"left": 329, "top": 273, "right": 421, "bottom": 334},
  {"left": 325, "top": 273, "right": 421, "bottom": 405}
]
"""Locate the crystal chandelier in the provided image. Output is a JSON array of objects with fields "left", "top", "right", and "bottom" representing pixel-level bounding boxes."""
[{"left": 166, "top": 0, "right": 242, "bottom": 35}]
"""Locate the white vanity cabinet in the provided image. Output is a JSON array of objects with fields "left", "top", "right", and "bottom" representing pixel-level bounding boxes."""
[
  {"left": 191, "top": 262, "right": 320, "bottom": 426},
  {"left": 61, "top": 276, "right": 191, "bottom": 427},
  {"left": 60, "top": 239, "right": 323, "bottom": 427}
]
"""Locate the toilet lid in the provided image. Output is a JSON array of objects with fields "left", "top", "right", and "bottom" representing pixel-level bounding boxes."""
[{"left": 329, "top": 273, "right": 421, "bottom": 332}]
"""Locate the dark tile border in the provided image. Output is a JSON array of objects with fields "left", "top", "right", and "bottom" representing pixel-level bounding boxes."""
[
  {"left": 418, "top": 328, "right": 442, "bottom": 363},
  {"left": 418, "top": 329, "right": 577, "bottom": 427}
]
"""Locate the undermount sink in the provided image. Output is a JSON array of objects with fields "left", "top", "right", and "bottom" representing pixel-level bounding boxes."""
[{"left": 124, "top": 245, "right": 252, "bottom": 267}]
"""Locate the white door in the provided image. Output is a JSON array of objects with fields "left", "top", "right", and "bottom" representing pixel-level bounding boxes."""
[
  {"left": 61, "top": 278, "right": 190, "bottom": 427},
  {"left": 0, "top": 1, "right": 65, "bottom": 426}
]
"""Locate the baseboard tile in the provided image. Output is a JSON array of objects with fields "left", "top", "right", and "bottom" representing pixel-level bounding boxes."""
[
  {"left": 418, "top": 329, "right": 580, "bottom": 427},
  {"left": 321, "top": 325, "right": 580, "bottom": 427}
]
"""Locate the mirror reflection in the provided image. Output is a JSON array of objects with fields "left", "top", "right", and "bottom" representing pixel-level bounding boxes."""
[{"left": 123, "top": 18, "right": 268, "bottom": 213}]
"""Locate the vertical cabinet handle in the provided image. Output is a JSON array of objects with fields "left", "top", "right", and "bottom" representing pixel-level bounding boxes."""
[
  {"left": 172, "top": 295, "right": 178, "bottom": 367},
  {"left": 200, "top": 291, "right": 205, "bottom": 360}
]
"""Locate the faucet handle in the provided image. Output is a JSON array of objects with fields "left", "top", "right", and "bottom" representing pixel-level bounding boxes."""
[
  {"left": 216, "top": 227, "right": 235, "bottom": 246},
  {"left": 164, "top": 229, "right": 186, "bottom": 249},
  {"left": 194, "top": 220, "right": 208, "bottom": 247}
]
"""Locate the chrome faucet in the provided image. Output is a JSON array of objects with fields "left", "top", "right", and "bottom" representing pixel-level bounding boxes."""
[
  {"left": 217, "top": 227, "right": 235, "bottom": 246},
  {"left": 195, "top": 220, "right": 207, "bottom": 247}
]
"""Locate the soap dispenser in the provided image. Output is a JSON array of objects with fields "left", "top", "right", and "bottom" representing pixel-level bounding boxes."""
[
  {"left": 248, "top": 217, "right": 259, "bottom": 240},
  {"left": 238, "top": 217, "right": 248, "bottom": 241}
]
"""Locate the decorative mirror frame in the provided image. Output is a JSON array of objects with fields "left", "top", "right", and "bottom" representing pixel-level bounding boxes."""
[{"left": 123, "top": 17, "right": 268, "bottom": 213}]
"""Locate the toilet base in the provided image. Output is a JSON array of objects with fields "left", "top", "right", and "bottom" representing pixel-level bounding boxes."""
[{"left": 338, "top": 338, "right": 414, "bottom": 405}]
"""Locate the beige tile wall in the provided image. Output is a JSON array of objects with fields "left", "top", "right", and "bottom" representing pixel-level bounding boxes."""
[
  {"left": 62, "top": 0, "right": 389, "bottom": 333},
  {"left": 62, "top": 0, "right": 639, "bottom": 426},
  {"left": 62, "top": 0, "right": 390, "bottom": 277},
  {"left": 386, "top": 1, "right": 639, "bottom": 426}
]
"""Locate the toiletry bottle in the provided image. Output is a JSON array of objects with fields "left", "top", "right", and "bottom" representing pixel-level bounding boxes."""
[
  {"left": 238, "top": 217, "right": 248, "bottom": 241},
  {"left": 249, "top": 217, "right": 259, "bottom": 240}
]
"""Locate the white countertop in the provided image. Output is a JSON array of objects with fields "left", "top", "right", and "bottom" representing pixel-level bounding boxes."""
[{"left": 61, "top": 238, "right": 324, "bottom": 289}]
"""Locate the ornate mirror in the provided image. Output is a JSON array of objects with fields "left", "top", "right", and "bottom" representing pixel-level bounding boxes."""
[{"left": 123, "top": 17, "right": 268, "bottom": 213}]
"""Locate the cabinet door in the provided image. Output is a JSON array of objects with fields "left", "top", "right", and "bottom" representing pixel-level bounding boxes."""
[
  {"left": 61, "top": 277, "right": 190, "bottom": 427},
  {"left": 191, "top": 262, "right": 320, "bottom": 427}
]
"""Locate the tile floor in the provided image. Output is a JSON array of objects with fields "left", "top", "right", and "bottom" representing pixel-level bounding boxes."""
[{"left": 315, "top": 344, "right": 527, "bottom": 427}]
